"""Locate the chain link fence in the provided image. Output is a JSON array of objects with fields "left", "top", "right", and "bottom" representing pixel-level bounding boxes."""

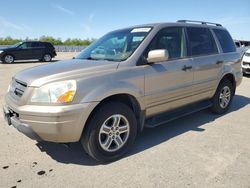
[{"left": 54, "top": 46, "right": 86, "bottom": 52}]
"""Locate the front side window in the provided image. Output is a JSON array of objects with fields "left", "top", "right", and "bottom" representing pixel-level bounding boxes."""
[
  {"left": 186, "top": 27, "right": 218, "bottom": 56},
  {"left": 19, "top": 42, "right": 32, "bottom": 49},
  {"left": 213, "top": 29, "right": 236, "bottom": 53},
  {"left": 12, "top": 42, "right": 22, "bottom": 48},
  {"left": 145, "top": 27, "right": 187, "bottom": 60},
  {"left": 75, "top": 27, "right": 152, "bottom": 62}
]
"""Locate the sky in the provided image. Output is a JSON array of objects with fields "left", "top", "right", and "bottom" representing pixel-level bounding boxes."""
[{"left": 0, "top": 0, "right": 250, "bottom": 41}]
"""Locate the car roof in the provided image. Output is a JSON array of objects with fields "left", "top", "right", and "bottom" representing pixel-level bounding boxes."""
[
  {"left": 116, "top": 21, "right": 226, "bottom": 32},
  {"left": 23, "top": 41, "right": 51, "bottom": 44}
]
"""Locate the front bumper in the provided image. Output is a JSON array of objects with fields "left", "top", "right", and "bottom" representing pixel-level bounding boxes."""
[
  {"left": 0, "top": 53, "right": 4, "bottom": 61},
  {"left": 3, "top": 97, "right": 98, "bottom": 142},
  {"left": 3, "top": 106, "right": 41, "bottom": 140},
  {"left": 242, "top": 58, "right": 250, "bottom": 74},
  {"left": 242, "top": 67, "right": 250, "bottom": 74}
]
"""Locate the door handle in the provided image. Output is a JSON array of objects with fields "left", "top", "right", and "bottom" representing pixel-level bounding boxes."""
[
  {"left": 182, "top": 65, "right": 193, "bottom": 71},
  {"left": 216, "top": 61, "right": 224, "bottom": 65}
]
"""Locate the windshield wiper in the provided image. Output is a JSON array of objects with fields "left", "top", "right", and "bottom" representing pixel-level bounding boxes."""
[
  {"left": 85, "top": 57, "right": 104, "bottom": 61},
  {"left": 81, "top": 57, "right": 119, "bottom": 62}
]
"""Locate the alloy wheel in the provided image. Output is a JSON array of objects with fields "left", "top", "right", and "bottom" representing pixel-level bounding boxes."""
[
  {"left": 219, "top": 86, "right": 231, "bottom": 109},
  {"left": 98, "top": 114, "right": 130, "bottom": 152},
  {"left": 5, "top": 55, "right": 14, "bottom": 63}
]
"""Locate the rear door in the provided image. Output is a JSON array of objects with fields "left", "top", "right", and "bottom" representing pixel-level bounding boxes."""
[
  {"left": 31, "top": 42, "right": 45, "bottom": 59},
  {"left": 144, "top": 27, "right": 194, "bottom": 116},
  {"left": 186, "top": 27, "right": 221, "bottom": 102}
]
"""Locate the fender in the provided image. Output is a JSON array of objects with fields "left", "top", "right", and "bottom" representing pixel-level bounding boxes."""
[
  {"left": 212, "top": 63, "right": 238, "bottom": 97},
  {"left": 79, "top": 80, "right": 146, "bottom": 110}
]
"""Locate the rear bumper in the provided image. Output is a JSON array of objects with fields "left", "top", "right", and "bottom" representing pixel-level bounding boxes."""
[
  {"left": 52, "top": 51, "right": 57, "bottom": 57},
  {"left": 3, "top": 97, "right": 98, "bottom": 142},
  {"left": 0, "top": 53, "right": 4, "bottom": 61}
]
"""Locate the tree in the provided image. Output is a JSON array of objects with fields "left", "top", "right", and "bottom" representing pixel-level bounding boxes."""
[
  {"left": 0, "top": 36, "right": 95, "bottom": 46},
  {"left": 0, "top": 37, "right": 22, "bottom": 45},
  {"left": 39, "top": 36, "right": 63, "bottom": 45}
]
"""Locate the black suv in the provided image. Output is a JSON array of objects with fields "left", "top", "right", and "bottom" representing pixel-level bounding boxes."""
[{"left": 0, "top": 41, "right": 57, "bottom": 63}]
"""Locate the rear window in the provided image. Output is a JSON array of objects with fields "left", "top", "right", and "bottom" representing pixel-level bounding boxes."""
[
  {"left": 213, "top": 29, "right": 236, "bottom": 53},
  {"left": 186, "top": 27, "right": 218, "bottom": 56},
  {"left": 45, "top": 43, "right": 55, "bottom": 49}
]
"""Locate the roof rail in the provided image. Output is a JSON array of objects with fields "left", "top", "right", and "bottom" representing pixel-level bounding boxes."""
[{"left": 177, "top": 20, "right": 222, "bottom": 27}]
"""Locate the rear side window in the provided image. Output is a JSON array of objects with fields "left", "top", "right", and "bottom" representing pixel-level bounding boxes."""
[
  {"left": 186, "top": 27, "right": 218, "bottom": 56},
  {"left": 213, "top": 29, "right": 236, "bottom": 53},
  {"left": 31, "top": 42, "right": 43, "bottom": 48},
  {"left": 45, "top": 43, "right": 54, "bottom": 49}
]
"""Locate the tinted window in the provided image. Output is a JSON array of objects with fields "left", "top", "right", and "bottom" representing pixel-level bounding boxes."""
[
  {"left": 235, "top": 42, "right": 240, "bottom": 48},
  {"left": 76, "top": 28, "right": 151, "bottom": 61},
  {"left": 213, "top": 29, "right": 236, "bottom": 53},
  {"left": 31, "top": 42, "right": 43, "bottom": 48},
  {"left": 45, "top": 43, "right": 54, "bottom": 49},
  {"left": 186, "top": 27, "right": 218, "bottom": 56},
  {"left": 19, "top": 42, "right": 32, "bottom": 49},
  {"left": 146, "top": 27, "right": 187, "bottom": 60}
]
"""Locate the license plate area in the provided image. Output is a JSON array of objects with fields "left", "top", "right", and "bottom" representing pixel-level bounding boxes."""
[
  {"left": 3, "top": 107, "right": 12, "bottom": 125},
  {"left": 3, "top": 107, "right": 19, "bottom": 126}
]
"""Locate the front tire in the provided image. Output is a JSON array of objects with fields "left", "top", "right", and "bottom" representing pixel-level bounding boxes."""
[
  {"left": 3, "top": 55, "right": 14, "bottom": 64},
  {"left": 210, "top": 79, "right": 234, "bottom": 114},
  {"left": 81, "top": 102, "right": 137, "bottom": 163}
]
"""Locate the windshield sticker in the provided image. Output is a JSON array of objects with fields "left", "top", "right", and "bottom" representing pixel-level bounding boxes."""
[{"left": 131, "top": 28, "right": 151, "bottom": 33}]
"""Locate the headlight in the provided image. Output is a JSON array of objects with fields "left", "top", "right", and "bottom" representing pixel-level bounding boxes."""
[
  {"left": 0, "top": 50, "right": 3, "bottom": 54},
  {"left": 245, "top": 52, "right": 250, "bottom": 57},
  {"left": 31, "top": 80, "right": 77, "bottom": 103}
]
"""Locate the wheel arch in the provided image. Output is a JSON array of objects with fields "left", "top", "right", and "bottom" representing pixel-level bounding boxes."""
[
  {"left": 219, "top": 73, "right": 236, "bottom": 95},
  {"left": 81, "top": 93, "right": 145, "bottom": 139},
  {"left": 2, "top": 53, "right": 15, "bottom": 60}
]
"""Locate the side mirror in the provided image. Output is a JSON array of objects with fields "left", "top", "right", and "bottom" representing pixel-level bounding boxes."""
[{"left": 147, "top": 49, "right": 169, "bottom": 64}]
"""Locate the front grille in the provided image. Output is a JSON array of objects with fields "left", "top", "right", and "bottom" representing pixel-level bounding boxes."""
[{"left": 9, "top": 79, "right": 27, "bottom": 98}]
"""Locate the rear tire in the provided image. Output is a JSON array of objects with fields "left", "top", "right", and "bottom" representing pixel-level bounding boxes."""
[
  {"left": 210, "top": 79, "right": 234, "bottom": 114},
  {"left": 42, "top": 54, "right": 52, "bottom": 62},
  {"left": 81, "top": 102, "right": 137, "bottom": 163}
]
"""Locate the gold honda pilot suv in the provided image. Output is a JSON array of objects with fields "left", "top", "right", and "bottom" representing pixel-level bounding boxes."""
[{"left": 3, "top": 20, "right": 242, "bottom": 162}]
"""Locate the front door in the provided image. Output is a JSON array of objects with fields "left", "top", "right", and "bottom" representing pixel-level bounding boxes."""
[
  {"left": 144, "top": 27, "right": 194, "bottom": 116},
  {"left": 15, "top": 42, "right": 33, "bottom": 60}
]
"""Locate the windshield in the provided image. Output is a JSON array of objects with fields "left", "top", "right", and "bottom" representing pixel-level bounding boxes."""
[
  {"left": 12, "top": 42, "right": 22, "bottom": 48},
  {"left": 75, "top": 27, "right": 152, "bottom": 62}
]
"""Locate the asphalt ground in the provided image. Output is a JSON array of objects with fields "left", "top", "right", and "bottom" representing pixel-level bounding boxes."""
[{"left": 0, "top": 52, "right": 250, "bottom": 188}]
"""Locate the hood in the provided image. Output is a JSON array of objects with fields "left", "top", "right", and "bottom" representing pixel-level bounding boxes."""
[
  {"left": 14, "top": 59, "right": 119, "bottom": 87},
  {"left": 0, "top": 47, "right": 17, "bottom": 51}
]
